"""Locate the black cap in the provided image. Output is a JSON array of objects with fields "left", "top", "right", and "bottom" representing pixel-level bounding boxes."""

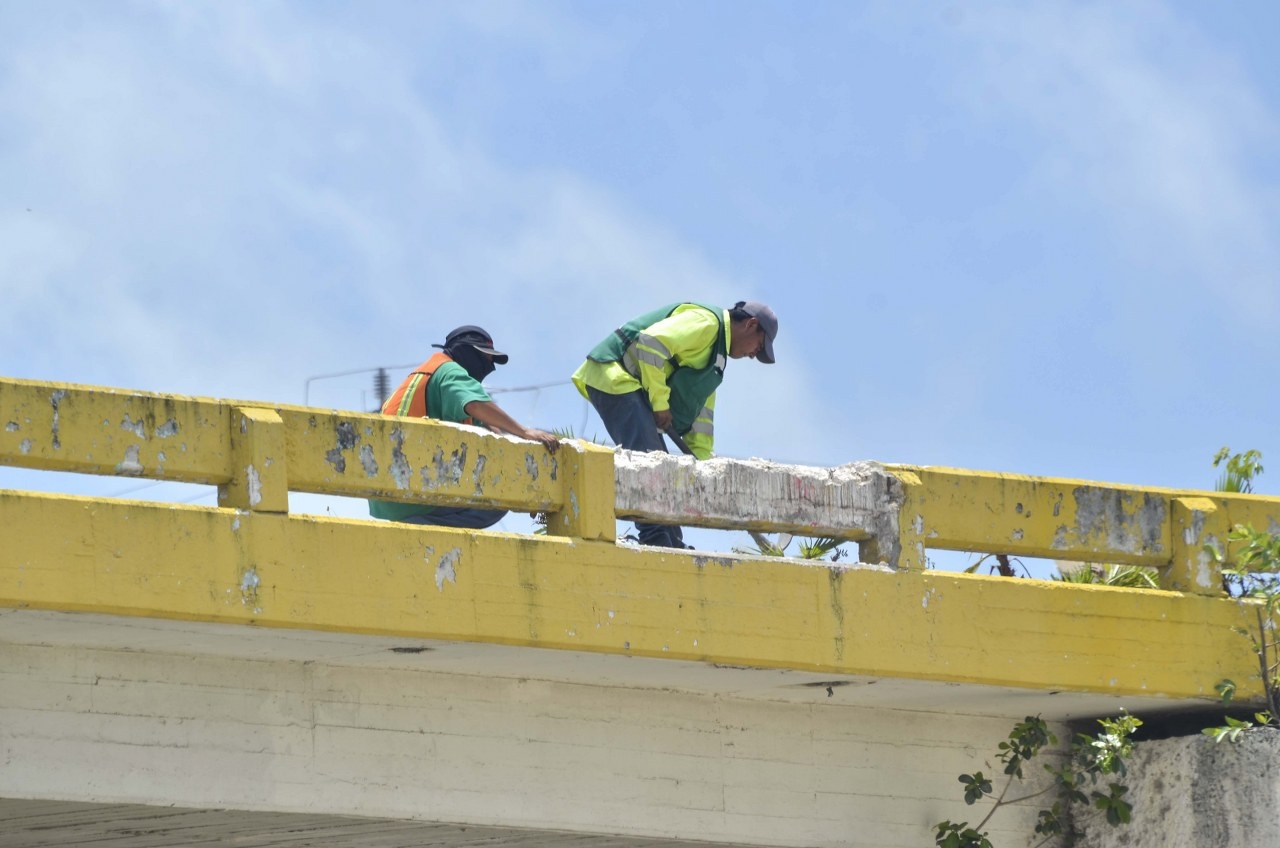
[{"left": 432, "top": 325, "right": 509, "bottom": 364}]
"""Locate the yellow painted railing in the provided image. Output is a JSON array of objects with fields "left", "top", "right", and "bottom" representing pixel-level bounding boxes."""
[
  {"left": 0, "top": 377, "right": 615, "bottom": 541},
  {"left": 4, "top": 377, "right": 1279, "bottom": 597},
  {"left": 6, "top": 376, "right": 1280, "bottom": 705},
  {"left": 885, "top": 465, "right": 1280, "bottom": 595}
]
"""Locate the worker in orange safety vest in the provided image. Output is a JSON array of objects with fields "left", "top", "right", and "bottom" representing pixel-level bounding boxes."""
[{"left": 369, "top": 325, "right": 558, "bottom": 528}]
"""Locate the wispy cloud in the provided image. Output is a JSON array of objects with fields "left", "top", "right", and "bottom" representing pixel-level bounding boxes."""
[
  {"left": 952, "top": 1, "right": 1280, "bottom": 319},
  {"left": 0, "top": 1, "right": 829, "bottom": 464}
]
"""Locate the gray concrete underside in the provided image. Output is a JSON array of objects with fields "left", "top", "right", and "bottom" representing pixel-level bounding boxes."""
[{"left": 0, "top": 798, "right": 742, "bottom": 847}]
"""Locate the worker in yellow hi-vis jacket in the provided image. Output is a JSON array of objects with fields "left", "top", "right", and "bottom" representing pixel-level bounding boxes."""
[{"left": 572, "top": 301, "right": 778, "bottom": 549}]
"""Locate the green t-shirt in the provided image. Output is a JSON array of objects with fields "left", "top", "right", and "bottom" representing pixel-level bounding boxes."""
[{"left": 368, "top": 360, "right": 492, "bottom": 521}]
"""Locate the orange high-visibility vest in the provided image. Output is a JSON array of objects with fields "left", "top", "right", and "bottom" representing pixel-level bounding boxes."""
[{"left": 381, "top": 352, "right": 474, "bottom": 424}]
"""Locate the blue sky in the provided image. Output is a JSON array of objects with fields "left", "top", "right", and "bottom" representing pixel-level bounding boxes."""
[{"left": 3, "top": 2, "right": 1277, "bottom": 569}]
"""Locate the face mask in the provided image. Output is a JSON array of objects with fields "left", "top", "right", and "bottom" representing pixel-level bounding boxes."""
[{"left": 448, "top": 345, "right": 496, "bottom": 382}]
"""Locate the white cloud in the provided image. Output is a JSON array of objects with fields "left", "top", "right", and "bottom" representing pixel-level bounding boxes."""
[{"left": 0, "top": 1, "right": 837, "bottom": 470}]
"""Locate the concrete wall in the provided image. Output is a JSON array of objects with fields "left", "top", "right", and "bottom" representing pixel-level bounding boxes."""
[
  {"left": 1073, "top": 731, "right": 1280, "bottom": 848},
  {"left": 0, "top": 632, "right": 1064, "bottom": 848}
]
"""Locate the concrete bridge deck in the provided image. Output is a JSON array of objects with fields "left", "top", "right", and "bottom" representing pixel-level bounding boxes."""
[{"left": 3, "top": 376, "right": 1279, "bottom": 846}]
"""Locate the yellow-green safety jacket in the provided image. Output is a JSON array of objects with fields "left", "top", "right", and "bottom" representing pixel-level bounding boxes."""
[{"left": 572, "top": 303, "right": 728, "bottom": 460}]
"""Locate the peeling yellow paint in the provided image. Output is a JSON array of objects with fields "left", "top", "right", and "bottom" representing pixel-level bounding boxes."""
[{"left": 3, "top": 376, "right": 1280, "bottom": 706}]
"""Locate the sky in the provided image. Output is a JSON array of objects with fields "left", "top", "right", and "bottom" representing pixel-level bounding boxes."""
[{"left": 2, "top": 1, "right": 1278, "bottom": 572}]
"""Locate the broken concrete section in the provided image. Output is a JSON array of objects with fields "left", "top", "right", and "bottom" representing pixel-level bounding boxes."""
[
  {"left": 613, "top": 452, "right": 904, "bottom": 563},
  {"left": 1073, "top": 730, "right": 1280, "bottom": 848}
]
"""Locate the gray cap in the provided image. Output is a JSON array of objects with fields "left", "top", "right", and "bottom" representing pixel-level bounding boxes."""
[{"left": 739, "top": 301, "right": 778, "bottom": 364}]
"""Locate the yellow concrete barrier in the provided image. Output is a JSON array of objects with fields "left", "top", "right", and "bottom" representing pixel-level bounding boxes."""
[
  {"left": 7, "top": 377, "right": 1280, "bottom": 597},
  {"left": 887, "top": 465, "right": 1280, "bottom": 593},
  {"left": 1, "top": 377, "right": 615, "bottom": 541}
]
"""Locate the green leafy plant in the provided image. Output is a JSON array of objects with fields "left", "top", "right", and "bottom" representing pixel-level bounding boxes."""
[
  {"left": 1204, "top": 522, "right": 1280, "bottom": 740},
  {"left": 735, "top": 532, "right": 849, "bottom": 562},
  {"left": 936, "top": 713, "right": 1141, "bottom": 848},
  {"left": 1213, "top": 446, "right": 1264, "bottom": 494},
  {"left": 1053, "top": 563, "right": 1159, "bottom": 588}
]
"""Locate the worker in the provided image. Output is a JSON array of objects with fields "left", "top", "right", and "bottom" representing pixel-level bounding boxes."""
[
  {"left": 571, "top": 300, "right": 778, "bottom": 549},
  {"left": 369, "top": 325, "right": 559, "bottom": 528}
]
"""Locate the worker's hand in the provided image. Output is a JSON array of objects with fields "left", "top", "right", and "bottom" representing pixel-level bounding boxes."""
[
  {"left": 523, "top": 428, "right": 561, "bottom": 453},
  {"left": 652, "top": 409, "right": 673, "bottom": 432}
]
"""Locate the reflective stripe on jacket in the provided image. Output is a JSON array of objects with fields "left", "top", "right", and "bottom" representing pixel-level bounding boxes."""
[{"left": 381, "top": 352, "right": 475, "bottom": 425}]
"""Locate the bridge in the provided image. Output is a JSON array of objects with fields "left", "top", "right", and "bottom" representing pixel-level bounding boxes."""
[{"left": 2, "top": 376, "right": 1276, "bottom": 847}]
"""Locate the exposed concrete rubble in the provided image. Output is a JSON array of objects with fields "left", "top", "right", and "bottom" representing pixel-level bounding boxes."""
[
  {"left": 1073, "top": 731, "right": 1280, "bottom": 848},
  {"left": 613, "top": 452, "right": 904, "bottom": 564}
]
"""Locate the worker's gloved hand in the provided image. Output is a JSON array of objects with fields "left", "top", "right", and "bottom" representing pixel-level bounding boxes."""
[{"left": 652, "top": 409, "right": 673, "bottom": 432}]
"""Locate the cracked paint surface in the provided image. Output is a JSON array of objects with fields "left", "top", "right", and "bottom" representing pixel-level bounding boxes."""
[
  {"left": 324, "top": 421, "right": 360, "bottom": 474},
  {"left": 239, "top": 567, "right": 262, "bottom": 613},
  {"left": 388, "top": 427, "right": 411, "bottom": 490},
  {"left": 358, "top": 444, "right": 378, "bottom": 477},
  {"left": 115, "top": 444, "right": 143, "bottom": 476},
  {"left": 1181, "top": 508, "right": 1215, "bottom": 588},
  {"left": 435, "top": 547, "right": 461, "bottom": 591},
  {"left": 1067, "top": 486, "right": 1166, "bottom": 554},
  {"left": 120, "top": 415, "right": 145, "bottom": 438},
  {"left": 471, "top": 454, "right": 488, "bottom": 495},
  {"left": 425, "top": 444, "right": 467, "bottom": 488},
  {"left": 49, "top": 389, "right": 65, "bottom": 449},
  {"left": 155, "top": 418, "right": 180, "bottom": 438},
  {"left": 245, "top": 465, "right": 262, "bottom": 507}
]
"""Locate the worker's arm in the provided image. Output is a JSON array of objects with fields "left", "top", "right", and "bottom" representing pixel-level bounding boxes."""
[{"left": 464, "top": 400, "right": 560, "bottom": 453}]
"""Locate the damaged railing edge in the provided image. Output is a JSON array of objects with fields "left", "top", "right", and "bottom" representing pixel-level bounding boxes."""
[{"left": 610, "top": 452, "right": 906, "bottom": 566}]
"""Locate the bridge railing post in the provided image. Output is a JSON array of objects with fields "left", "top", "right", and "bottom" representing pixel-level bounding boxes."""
[
  {"left": 218, "top": 406, "right": 288, "bottom": 513},
  {"left": 545, "top": 441, "right": 616, "bottom": 542}
]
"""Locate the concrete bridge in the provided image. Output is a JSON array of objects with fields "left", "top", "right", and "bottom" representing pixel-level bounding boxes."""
[{"left": 2, "top": 376, "right": 1277, "bottom": 846}]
